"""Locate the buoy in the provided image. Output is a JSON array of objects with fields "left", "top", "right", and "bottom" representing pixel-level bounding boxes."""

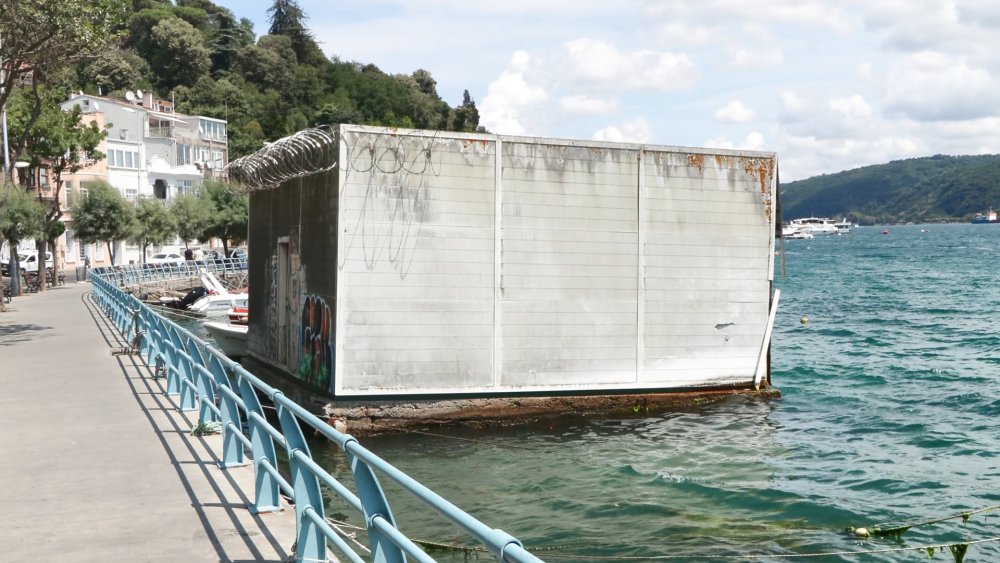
[
  {"left": 853, "top": 527, "right": 870, "bottom": 538},
  {"left": 882, "top": 229, "right": 889, "bottom": 235},
  {"left": 800, "top": 315, "right": 809, "bottom": 325}
]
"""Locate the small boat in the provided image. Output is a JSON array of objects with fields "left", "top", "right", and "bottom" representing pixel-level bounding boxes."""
[
  {"left": 203, "top": 306, "right": 248, "bottom": 358},
  {"left": 188, "top": 273, "right": 248, "bottom": 317},
  {"left": 971, "top": 209, "right": 998, "bottom": 224}
]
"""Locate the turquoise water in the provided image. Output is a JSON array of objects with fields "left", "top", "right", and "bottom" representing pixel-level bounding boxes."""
[{"left": 313, "top": 223, "right": 1000, "bottom": 561}]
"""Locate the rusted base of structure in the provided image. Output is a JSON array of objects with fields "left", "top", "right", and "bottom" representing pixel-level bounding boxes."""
[
  {"left": 239, "top": 354, "right": 781, "bottom": 436},
  {"left": 323, "top": 387, "right": 782, "bottom": 436}
]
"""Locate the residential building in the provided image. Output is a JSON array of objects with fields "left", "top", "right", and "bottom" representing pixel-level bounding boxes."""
[{"left": 54, "top": 91, "right": 228, "bottom": 266}]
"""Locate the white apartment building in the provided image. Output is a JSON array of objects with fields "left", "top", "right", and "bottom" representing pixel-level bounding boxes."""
[{"left": 58, "top": 91, "right": 228, "bottom": 266}]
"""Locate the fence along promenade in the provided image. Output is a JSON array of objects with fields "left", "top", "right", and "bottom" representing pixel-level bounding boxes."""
[{"left": 88, "top": 263, "right": 544, "bottom": 563}]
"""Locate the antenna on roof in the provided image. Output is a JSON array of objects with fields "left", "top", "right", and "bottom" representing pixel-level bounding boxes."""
[
  {"left": 125, "top": 91, "right": 135, "bottom": 102},
  {"left": 136, "top": 89, "right": 143, "bottom": 100}
]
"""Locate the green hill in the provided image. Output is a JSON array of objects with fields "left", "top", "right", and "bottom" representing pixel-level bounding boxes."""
[{"left": 780, "top": 154, "right": 1000, "bottom": 224}]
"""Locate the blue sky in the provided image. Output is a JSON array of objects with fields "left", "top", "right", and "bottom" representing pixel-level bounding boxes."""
[{"left": 219, "top": 0, "right": 1000, "bottom": 181}]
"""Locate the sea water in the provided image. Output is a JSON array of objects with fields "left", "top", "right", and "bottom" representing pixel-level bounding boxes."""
[{"left": 311, "top": 223, "right": 1000, "bottom": 562}]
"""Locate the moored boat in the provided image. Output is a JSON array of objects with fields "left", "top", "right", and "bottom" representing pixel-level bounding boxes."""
[{"left": 203, "top": 306, "right": 248, "bottom": 358}]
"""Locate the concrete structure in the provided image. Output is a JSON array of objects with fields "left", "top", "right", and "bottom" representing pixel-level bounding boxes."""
[
  {"left": 0, "top": 282, "right": 295, "bottom": 561},
  {"left": 235, "top": 125, "right": 779, "bottom": 401},
  {"left": 54, "top": 91, "right": 228, "bottom": 267}
]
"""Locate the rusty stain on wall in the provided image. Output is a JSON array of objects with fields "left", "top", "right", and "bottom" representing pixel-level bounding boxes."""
[
  {"left": 740, "top": 157, "right": 776, "bottom": 223},
  {"left": 687, "top": 153, "right": 705, "bottom": 171}
]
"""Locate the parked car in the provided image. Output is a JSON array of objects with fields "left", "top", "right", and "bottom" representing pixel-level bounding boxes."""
[
  {"left": 1, "top": 251, "right": 53, "bottom": 276},
  {"left": 146, "top": 252, "right": 185, "bottom": 265}
]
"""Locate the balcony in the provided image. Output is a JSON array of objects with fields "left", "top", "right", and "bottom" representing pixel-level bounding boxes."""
[{"left": 148, "top": 126, "right": 174, "bottom": 139}]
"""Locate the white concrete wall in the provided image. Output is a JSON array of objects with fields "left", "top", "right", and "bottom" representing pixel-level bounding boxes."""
[{"left": 334, "top": 126, "right": 776, "bottom": 396}]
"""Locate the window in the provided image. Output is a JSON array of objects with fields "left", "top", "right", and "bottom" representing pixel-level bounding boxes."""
[
  {"left": 211, "top": 150, "right": 224, "bottom": 168},
  {"left": 199, "top": 119, "right": 227, "bottom": 141},
  {"left": 39, "top": 168, "right": 49, "bottom": 188},
  {"left": 65, "top": 230, "right": 74, "bottom": 260},
  {"left": 177, "top": 180, "right": 193, "bottom": 195},
  {"left": 125, "top": 188, "right": 138, "bottom": 202},
  {"left": 177, "top": 143, "right": 194, "bottom": 166},
  {"left": 107, "top": 148, "right": 139, "bottom": 169},
  {"left": 96, "top": 243, "right": 105, "bottom": 261}
]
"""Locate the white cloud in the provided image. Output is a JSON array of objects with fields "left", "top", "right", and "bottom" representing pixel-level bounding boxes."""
[
  {"left": 882, "top": 52, "right": 997, "bottom": 121},
  {"left": 704, "top": 132, "right": 767, "bottom": 151},
  {"left": 563, "top": 38, "right": 700, "bottom": 91},
  {"left": 645, "top": 1, "right": 854, "bottom": 34},
  {"left": 828, "top": 94, "right": 873, "bottom": 120},
  {"left": 714, "top": 100, "right": 755, "bottom": 123},
  {"left": 559, "top": 95, "right": 620, "bottom": 115},
  {"left": 649, "top": 21, "right": 719, "bottom": 47},
  {"left": 592, "top": 118, "right": 653, "bottom": 143},
  {"left": 856, "top": 62, "right": 874, "bottom": 80},
  {"left": 729, "top": 46, "right": 784, "bottom": 67},
  {"left": 479, "top": 50, "right": 548, "bottom": 135}
]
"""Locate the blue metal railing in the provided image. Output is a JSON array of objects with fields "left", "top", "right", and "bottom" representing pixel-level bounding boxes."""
[{"left": 90, "top": 265, "right": 543, "bottom": 563}]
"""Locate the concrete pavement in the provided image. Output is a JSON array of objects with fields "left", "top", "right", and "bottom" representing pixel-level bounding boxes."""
[{"left": 0, "top": 282, "right": 297, "bottom": 562}]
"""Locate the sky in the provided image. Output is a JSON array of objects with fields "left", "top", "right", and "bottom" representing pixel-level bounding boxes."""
[{"left": 219, "top": 0, "right": 1000, "bottom": 181}]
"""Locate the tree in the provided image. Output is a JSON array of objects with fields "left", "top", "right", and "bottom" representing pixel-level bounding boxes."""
[
  {"left": 70, "top": 181, "right": 134, "bottom": 265},
  {"left": 9, "top": 90, "right": 107, "bottom": 291},
  {"left": 82, "top": 49, "right": 150, "bottom": 94},
  {"left": 130, "top": 199, "right": 175, "bottom": 263},
  {"left": 449, "top": 90, "right": 481, "bottom": 133},
  {"left": 197, "top": 180, "right": 246, "bottom": 256},
  {"left": 170, "top": 194, "right": 208, "bottom": 248},
  {"left": 0, "top": 0, "right": 127, "bottom": 115},
  {"left": 0, "top": 186, "right": 44, "bottom": 295},
  {"left": 146, "top": 17, "right": 211, "bottom": 91},
  {"left": 266, "top": 0, "right": 319, "bottom": 63}
]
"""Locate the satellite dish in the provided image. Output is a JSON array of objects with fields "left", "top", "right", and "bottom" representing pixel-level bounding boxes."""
[
  {"left": 136, "top": 89, "right": 143, "bottom": 100},
  {"left": 125, "top": 91, "right": 135, "bottom": 101}
]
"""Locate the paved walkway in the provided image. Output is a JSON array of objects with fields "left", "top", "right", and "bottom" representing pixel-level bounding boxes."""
[{"left": 0, "top": 282, "right": 296, "bottom": 562}]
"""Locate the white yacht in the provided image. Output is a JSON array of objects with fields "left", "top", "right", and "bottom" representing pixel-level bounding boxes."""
[
  {"left": 788, "top": 217, "right": 838, "bottom": 236},
  {"left": 833, "top": 218, "right": 857, "bottom": 234}
]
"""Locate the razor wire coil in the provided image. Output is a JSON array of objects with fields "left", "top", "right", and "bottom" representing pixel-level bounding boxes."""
[{"left": 224, "top": 126, "right": 340, "bottom": 191}]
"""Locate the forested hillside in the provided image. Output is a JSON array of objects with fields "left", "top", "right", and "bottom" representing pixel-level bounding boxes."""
[
  {"left": 76, "top": 0, "right": 482, "bottom": 158},
  {"left": 780, "top": 154, "right": 1000, "bottom": 224}
]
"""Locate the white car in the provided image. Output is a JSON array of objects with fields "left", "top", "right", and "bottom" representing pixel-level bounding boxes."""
[
  {"left": 146, "top": 252, "right": 185, "bottom": 265},
  {"left": 1, "top": 251, "right": 53, "bottom": 276}
]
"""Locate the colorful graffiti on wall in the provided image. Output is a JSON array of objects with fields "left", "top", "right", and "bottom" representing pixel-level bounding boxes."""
[{"left": 298, "top": 294, "right": 334, "bottom": 393}]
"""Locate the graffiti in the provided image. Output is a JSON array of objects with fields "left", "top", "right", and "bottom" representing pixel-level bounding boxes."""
[
  {"left": 297, "top": 294, "right": 334, "bottom": 393},
  {"left": 259, "top": 251, "right": 280, "bottom": 361}
]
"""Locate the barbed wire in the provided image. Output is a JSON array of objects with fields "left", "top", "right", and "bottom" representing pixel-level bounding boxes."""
[{"left": 224, "top": 126, "right": 340, "bottom": 192}]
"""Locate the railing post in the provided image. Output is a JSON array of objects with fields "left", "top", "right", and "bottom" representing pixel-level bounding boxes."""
[
  {"left": 187, "top": 343, "right": 219, "bottom": 423},
  {"left": 344, "top": 442, "right": 406, "bottom": 563},
  {"left": 275, "top": 395, "right": 329, "bottom": 563},
  {"left": 210, "top": 355, "right": 244, "bottom": 467},
  {"left": 178, "top": 353, "right": 197, "bottom": 411},
  {"left": 165, "top": 342, "right": 181, "bottom": 396},
  {"left": 237, "top": 374, "right": 282, "bottom": 513}
]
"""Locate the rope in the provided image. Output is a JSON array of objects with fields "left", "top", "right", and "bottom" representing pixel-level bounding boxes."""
[
  {"left": 538, "top": 535, "right": 1000, "bottom": 560},
  {"left": 867, "top": 504, "right": 1000, "bottom": 536}
]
